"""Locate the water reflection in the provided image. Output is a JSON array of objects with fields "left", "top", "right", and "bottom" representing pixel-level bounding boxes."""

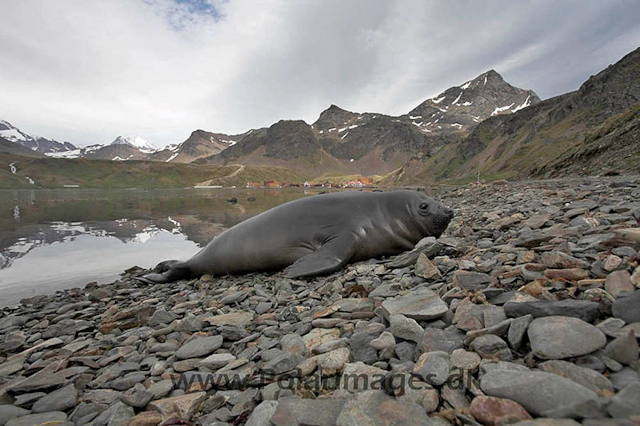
[{"left": 0, "top": 188, "right": 319, "bottom": 306}]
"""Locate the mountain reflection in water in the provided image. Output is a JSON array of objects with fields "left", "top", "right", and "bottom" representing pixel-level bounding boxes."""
[{"left": 0, "top": 188, "right": 318, "bottom": 307}]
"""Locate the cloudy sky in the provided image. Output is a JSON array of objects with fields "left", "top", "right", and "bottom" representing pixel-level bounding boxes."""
[{"left": 1, "top": 0, "right": 639, "bottom": 148}]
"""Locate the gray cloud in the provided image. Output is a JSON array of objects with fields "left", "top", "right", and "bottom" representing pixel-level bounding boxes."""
[{"left": 0, "top": 0, "right": 638, "bottom": 147}]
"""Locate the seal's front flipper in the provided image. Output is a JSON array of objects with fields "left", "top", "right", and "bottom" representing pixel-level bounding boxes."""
[
  {"left": 134, "top": 260, "right": 192, "bottom": 284},
  {"left": 284, "top": 235, "right": 357, "bottom": 278}
]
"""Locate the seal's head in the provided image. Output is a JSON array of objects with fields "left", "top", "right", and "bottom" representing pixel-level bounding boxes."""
[{"left": 412, "top": 192, "right": 454, "bottom": 238}]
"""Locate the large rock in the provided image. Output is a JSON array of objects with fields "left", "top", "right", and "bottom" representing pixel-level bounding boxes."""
[
  {"left": 416, "top": 327, "right": 465, "bottom": 358},
  {"left": 245, "top": 400, "right": 278, "bottom": 426},
  {"left": 452, "top": 271, "right": 491, "bottom": 290},
  {"left": 199, "top": 353, "right": 236, "bottom": 370},
  {"left": 0, "top": 406, "right": 31, "bottom": 426},
  {"left": 340, "top": 362, "right": 387, "bottom": 393},
  {"left": 415, "top": 254, "right": 442, "bottom": 280},
  {"left": 335, "top": 390, "right": 433, "bottom": 426},
  {"left": 605, "top": 271, "right": 635, "bottom": 298},
  {"left": 5, "top": 412, "right": 67, "bottom": 426},
  {"left": 7, "top": 364, "right": 88, "bottom": 394},
  {"left": 90, "top": 401, "right": 134, "bottom": 426},
  {"left": 480, "top": 369, "right": 602, "bottom": 418},
  {"left": 203, "top": 311, "right": 254, "bottom": 328},
  {"left": 270, "top": 398, "right": 347, "bottom": 426},
  {"left": 607, "top": 382, "right": 640, "bottom": 418},
  {"left": 175, "top": 335, "right": 223, "bottom": 360},
  {"left": 302, "top": 328, "right": 341, "bottom": 354},
  {"left": 389, "top": 315, "right": 424, "bottom": 343},
  {"left": 540, "top": 251, "right": 590, "bottom": 269},
  {"left": 537, "top": 360, "right": 614, "bottom": 396},
  {"left": 382, "top": 288, "right": 448, "bottom": 321},
  {"left": 414, "top": 351, "right": 450, "bottom": 386},
  {"left": 612, "top": 290, "right": 640, "bottom": 324},
  {"left": 31, "top": 384, "right": 77, "bottom": 413},
  {"left": 527, "top": 316, "right": 606, "bottom": 359},
  {"left": 504, "top": 300, "right": 600, "bottom": 323},
  {"left": 471, "top": 335, "right": 512, "bottom": 361},
  {"left": 604, "top": 329, "right": 639, "bottom": 365}
]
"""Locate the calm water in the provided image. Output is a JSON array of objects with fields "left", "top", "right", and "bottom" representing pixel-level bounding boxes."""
[{"left": 0, "top": 188, "right": 326, "bottom": 307}]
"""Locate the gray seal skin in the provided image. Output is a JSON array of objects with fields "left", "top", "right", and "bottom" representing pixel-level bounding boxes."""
[{"left": 140, "top": 190, "right": 454, "bottom": 283}]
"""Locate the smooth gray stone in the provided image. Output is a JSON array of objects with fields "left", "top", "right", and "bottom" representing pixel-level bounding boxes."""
[
  {"left": 5, "top": 412, "right": 67, "bottom": 426},
  {"left": 245, "top": 400, "right": 278, "bottom": 426},
  {"left": 270, "top": 397, "right": 347, "bottom": 426},
  {"left": 175, "top": 335, "right": 224, "bottom": 360},
  {"left": 31, "top": 385, "right": 78, "bottom": 414},
  {"left": 0, "top": 406, "right": 31, "bottom": 426},
  {"left": 336, "top": 390, "right": 433, "bottom": 426},
  {"left": 607, "top": 383, "right": 640, "bottom": 418},
  {"left": 612, "top": 290, "right": 640, "bottom": 324},
  {"left": 481, "top": 369, "right": 603, "bottom": 418},
  {"left": 504, "top": 300, "right": 600, "bottom": 323},
  {"left": 528, "top": 316, "right": 606, "bottom": 359},
  {"left": 538, "top": 360, "right": 614, "bottom": 395}
]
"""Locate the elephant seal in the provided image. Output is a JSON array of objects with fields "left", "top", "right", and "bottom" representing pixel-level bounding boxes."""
[{"left": 140, "top": 190, "right": 453, "bottom": 283}]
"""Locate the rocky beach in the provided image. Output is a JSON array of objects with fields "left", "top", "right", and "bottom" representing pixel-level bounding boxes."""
[{"left": 1, "top": 177, "right": 640, "bottom": 426}]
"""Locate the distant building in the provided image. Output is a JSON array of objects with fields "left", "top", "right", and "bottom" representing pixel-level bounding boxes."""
[
  {"left": 263, "top": 180, "right": 282, "bottom": 188},
  {"left": 246, "top": 182, "right": 261, "bottom": 188},
  {"left": 343, "top": 177, "right": 373, "bottom": 188},
  {"left": 304, "top": 181, "right": 329, "bottom": 188}
]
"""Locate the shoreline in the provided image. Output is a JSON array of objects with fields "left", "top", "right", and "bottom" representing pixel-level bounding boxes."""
[{"left": 1, "top": 177, "right": 639, "bottom": 425}]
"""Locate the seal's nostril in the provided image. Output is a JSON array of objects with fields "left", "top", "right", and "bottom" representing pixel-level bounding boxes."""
[{"left": 446, "top": 209, "right": 454, "bottom": 218}]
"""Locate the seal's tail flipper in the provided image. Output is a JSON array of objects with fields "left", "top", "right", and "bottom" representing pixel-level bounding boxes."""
[
  {"left": 134, "top": 260, "right": 192, "bottom": 284},
  {"left": 284, "top": 235, "right": 357, "bottom": 279}
]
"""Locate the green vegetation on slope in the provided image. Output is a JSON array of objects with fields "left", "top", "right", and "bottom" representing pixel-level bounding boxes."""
[{"left": 0, "top": 154, "right": 309, "bottom": 189}]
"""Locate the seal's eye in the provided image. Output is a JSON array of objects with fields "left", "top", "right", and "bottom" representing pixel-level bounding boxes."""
[{"left": 419, "top": 203, "right": 429, "bottom": 210}]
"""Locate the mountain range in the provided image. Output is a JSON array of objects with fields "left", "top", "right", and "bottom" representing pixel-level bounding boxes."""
[{"left": 2, "top": 46, "right": 639, "bottom": 187}]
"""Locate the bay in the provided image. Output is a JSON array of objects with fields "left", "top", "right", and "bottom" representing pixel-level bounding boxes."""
[{"left": 0, "top": 187, "right": 321, "bottom": 307}]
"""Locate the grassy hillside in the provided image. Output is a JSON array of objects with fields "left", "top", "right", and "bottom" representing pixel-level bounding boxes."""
[{"left": 0, "top": 154, "right": 309, "bottom": 189}]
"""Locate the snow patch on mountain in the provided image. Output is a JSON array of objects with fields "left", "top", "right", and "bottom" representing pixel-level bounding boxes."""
[
  {"left": 0, "top": 128, "right": 28, "bottom": 142},
  {"left": 491, "top": 103, "right": 515, "bottom": 116},
  {"left": 511, "top": 95, "right": 532, "bottom": 113},
  {"left": 111, "top": 135, "right": 157, "bottom": 153}
]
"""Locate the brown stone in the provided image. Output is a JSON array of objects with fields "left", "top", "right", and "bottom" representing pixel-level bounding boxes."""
[
  {"left": 313, "top": 305, "right": 339, "bottom": 319},
  {"left": 202, "top": 311, "right": 254, "bottom": 328},
  {"left": 147, "top": 392, "right": 207, "bottom": 421},
  {"left": 99, "top": 306, "right": 155, "bottom": 334},
  {"left": 602, "top": 255, "right": 623, "bottom": 272},
  {"left": 541, "top": 251, "right": 590, "bottom": 269},
  {"left": 302, "top": 328, "right": 341, "bottom": 354},
  {"left": 544, "top": 268, "right": 590, "bottom": 281},
  {"left": 523, "top": 214, "right": 551, "bottom": 230},
  {"left": 470, "top": 396, "right": 532, "bottom": 426},
  {"left": 605, "top": 270, "right": 635, "bottom": 298},
  {"left": 415, "top": 253, "right": 442, "bottom": 280},
  {"left": 128, "top": 411, "right": 162, "bottom": 426}
]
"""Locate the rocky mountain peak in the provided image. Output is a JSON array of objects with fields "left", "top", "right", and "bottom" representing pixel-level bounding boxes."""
[
  {"left": 406, "top": 70, "right": 541, "bottom": 134},
  {"left": 313, "top": 104, "right": 360, "bottom": 132},
  {"left": 110, "top": 135, "right": 156, "bottom": 152},
  {"left": 0, "top": 119, "right": 77, "bottom": 154}
]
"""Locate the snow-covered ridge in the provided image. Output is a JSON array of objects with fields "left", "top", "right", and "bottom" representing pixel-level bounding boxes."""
[
  {"left": 46, "top": 144, "right": 104, "bottom": 159},
  {"left": 111, "top": 135, "right": 157, "bottom": 153}
]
